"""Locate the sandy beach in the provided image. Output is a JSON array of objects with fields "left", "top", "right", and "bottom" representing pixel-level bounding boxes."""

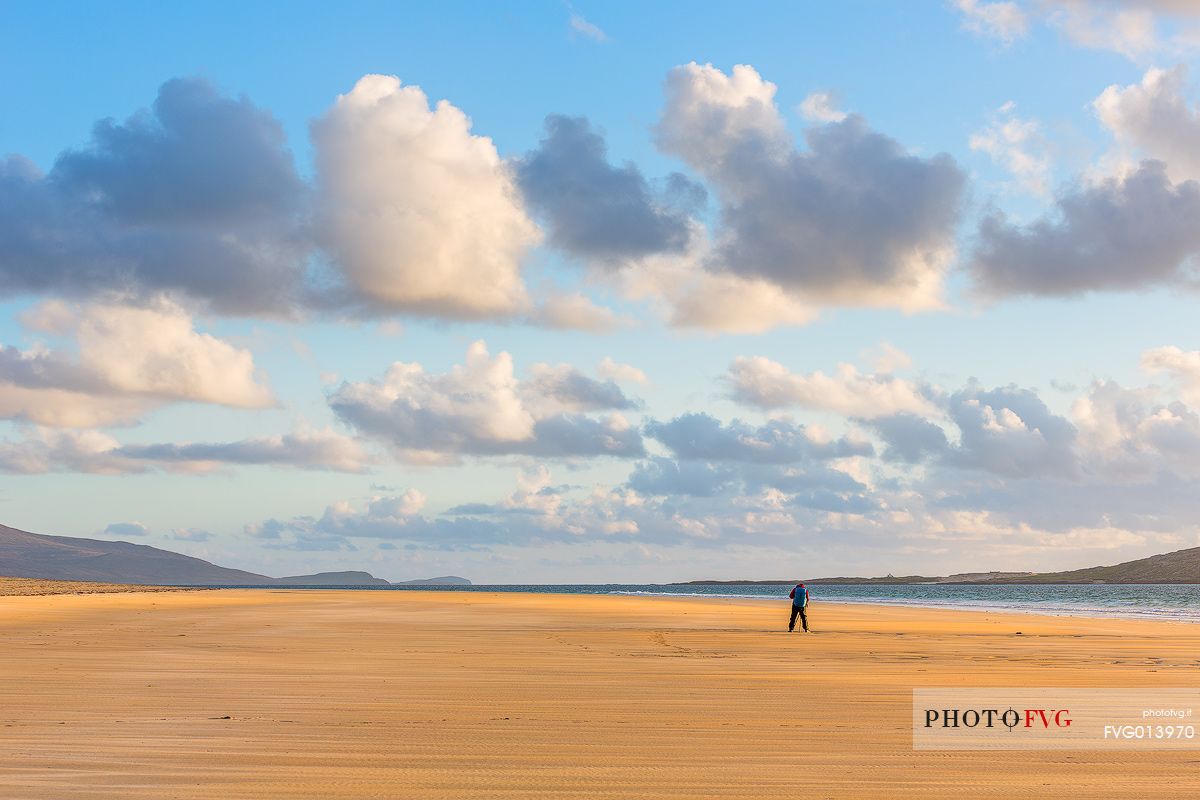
[
  {"left": 1, "top": 589, "right": 1197, "bottom": 798},
  {"left": 0, "top": 577, "right": 196, "bottom": 597}
]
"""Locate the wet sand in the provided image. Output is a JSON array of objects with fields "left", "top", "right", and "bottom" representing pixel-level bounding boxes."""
[{"left": 0, "top": 589, "right": 1196, "bottom": 798}]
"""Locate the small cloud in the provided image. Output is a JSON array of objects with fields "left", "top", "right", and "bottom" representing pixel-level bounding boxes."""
[
  {"left": 598, "top": 357, "right": 648, "bottom": 385},
  {"left": 953, "top": 0, "right": 1029, "bottom": 46},
  {"left": 969, "top": 101, "right": 1051, "bottom": 196},
  {"left": 569, "top": 12, "right": 608, "bottom": 42},
  {"left": 376, "top": 320, "right": 404, "bottom": 337},
  {"left": 172, "top": 527, "right": 213, "bottom": 542},
  {"left": 530, "top": 292, "right": 631, "bottom": 332},
  {"left": 103, "top": 521, "right": 149, "bottom": 538},
  {"left": 291, "top": 338, "right": 314, "bottom": 360},
  {"left": 799, "top": 91, "right": 847, "bottom": 124},
  {"left": 868, "top": 342, "right": 913, "bottom": 374}
]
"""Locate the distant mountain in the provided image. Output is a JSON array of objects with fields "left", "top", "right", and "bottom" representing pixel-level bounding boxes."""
[
  {"left": 0, "top": 524, "right": 466, "bottom": 587},
  {"left": 393, "top": 576, "right": 471, "bottom": 585},
  {"left": 674, "top": 547, "right": 1200, "bottom": 585},
  {"left": 276, "top": 571, "right": 391, "bottom": 586}
]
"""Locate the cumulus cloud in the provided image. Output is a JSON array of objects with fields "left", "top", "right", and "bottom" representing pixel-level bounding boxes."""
[
  {"left": 1085, "top": 381, "right": 1200, "bottom": 485},
  {"left": 249, "top": 355, "right": 1200, "bottom": 569},
  {"left": 254, "top": 457, "right": 881, "bottom": 554},
  {"left": 627, "top": 457, "right": 739, "bottom": 497},
  {"left": 867, "top": 413, "right": 951, "bottom": 463},
  {"left": 516, "top": 115, "right": 698, "bottom": 263},
  {"left": 655, "top": 63, "right": 965, "bottom": 313},
  {"left": 328, "top": 340, "right": 644, "bottom": 463},
  {"left": 524, "top": 362, "right": 639, "bottom": 414},
  {"left": 0, "top": 298, "right": 273, "bottom": 427},
  {"left": 971, "top": 160, "right": 1200, "bottom": 296},
  {"left": 725, "top": 356, "right": 938, "bottom": 419},
  {"left": 0, "top": 426, "right": 369, "bottom": 474},
  {"left": 1, "top": 74, "right": 595, "bottom": 325},
  {"left": 945, "top": 383, "right": 1079, "bottom": 478},
  {"left": 1094, "top": 65, "right": 1200, "bottom": 182},
  {"left": 312, "top": 74, "right": 540, "bottom": 319},
  {"left": 251, "top": 485, "right": 545, "bottom": 551},
  {"left": 970, "top": 101, "right": 1051, "bottom": 195},
  {"left": 645, "top": 412, "right": 872, "bottom": 464},
  {"left": 239, "top": 351, "right": 1200, "bottom": 569},
  {"left": 1141, "top": 345, "right": 1200, "bottom": 404},
  {"left": 0, "top": 79, "right": 307, "bottom": 314},
  {"left": 954, "top": 0, "right": 1029, "bottom": 45}
]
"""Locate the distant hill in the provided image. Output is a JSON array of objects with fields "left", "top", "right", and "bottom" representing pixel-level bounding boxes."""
[
  {"left": 393, "top": 576, "right": 472, "bottom": 586},
  {"left": 981, "top": 547, "right": 1200, "bottom": 584},
  {"left": 674, "top": 572, "right": 1028, "bottom": 586},
  {"left": 0, "top": 524, "right": 275, "bottom": 586},
  {"left": 276, "top": 571, "right": 391, "bottom": 586},
  {"left": 674, "top": 547, "right": 1200, "bottom": 585},
  {"left": 0, "top": 524, "right": 468, "bottom": 587}
]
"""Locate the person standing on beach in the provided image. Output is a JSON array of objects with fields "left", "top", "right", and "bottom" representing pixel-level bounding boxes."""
[{"left": 788, "top": 582, "right": 809, "bottom": 633}]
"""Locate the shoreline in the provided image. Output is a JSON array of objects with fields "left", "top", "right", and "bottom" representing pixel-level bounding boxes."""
[
  {"left": 221, "top": 584, "right": 1200, "bottom": 624},
  {"left": 5, "top": 576, "right": 1198, "bottom": 624}
]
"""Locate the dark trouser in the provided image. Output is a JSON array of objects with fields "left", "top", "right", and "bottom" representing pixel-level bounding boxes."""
[{"left": 789, "top": 604, "right": 808, "bottom": 632}]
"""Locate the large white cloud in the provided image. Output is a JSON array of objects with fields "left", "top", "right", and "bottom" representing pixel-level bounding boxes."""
[
  {"left": 312, "top": 74, "right": 541, "bottom": 319},
  {"left": 328, "top": 340, "right": 644, "bottom": 463},
  {"left": 945, "top": 383, "right": 1080, "bottom": 479},
  {"left": 971, "top": 160, "right": 1200, "bottom": 296},
  {"left": 654, "top": 62, "right": 965, "bottom": 313},
  {"left": 1140, "top": 345, "right": 1200, "bottom": 405},
  {"left": 0, "top": 79, "right": 307, "bottom": 315},
  {"left": 0, "top": 298, "right": 273, "bottom": 427},
  {"left": 1094, "top": 65, "right": 1200, "bottom": 182}
]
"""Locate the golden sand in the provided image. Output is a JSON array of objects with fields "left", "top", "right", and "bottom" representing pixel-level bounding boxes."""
[
  {"left": 0, "top": 576, "right": 196, "bottom": 596},
  {"left": 0, "top": 589, "right": 1196, "bottom": 798}
]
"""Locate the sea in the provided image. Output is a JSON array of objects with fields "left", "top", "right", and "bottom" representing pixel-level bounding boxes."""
[{"left": 248, "top": 582, "right": 1200, "bottom": 623}]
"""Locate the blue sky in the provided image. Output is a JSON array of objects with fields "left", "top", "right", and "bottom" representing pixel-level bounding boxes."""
[{"left": 4, "top": 0, "right": 1200, "bottom": 582}]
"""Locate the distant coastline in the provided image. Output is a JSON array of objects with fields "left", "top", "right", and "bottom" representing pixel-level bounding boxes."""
[{"left": 672, "top": 545, "right": 1200, "bottom": 586}]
